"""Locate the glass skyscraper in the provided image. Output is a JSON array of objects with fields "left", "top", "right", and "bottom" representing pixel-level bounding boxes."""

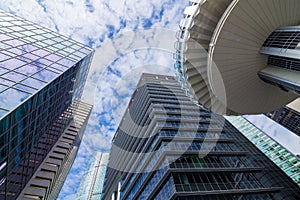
[
  {"left": 267, "top": 105, "right": 300, "bottom": 137},
  {"left": 102, "top": 73, "right": 300, "bottom": 200},
  {"left": 226, "top": 116, "right": 300, "bottom": 187},
  {"left": 0, "top": 9, "right": 93, "bottom": 199},
  {"left": 76, "top": 152, "right": 109, "bottom": 200}
]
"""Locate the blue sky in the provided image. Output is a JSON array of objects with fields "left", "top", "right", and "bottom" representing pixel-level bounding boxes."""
[{"left": 0, "top": 0, "right": 188, "bottom": 199}]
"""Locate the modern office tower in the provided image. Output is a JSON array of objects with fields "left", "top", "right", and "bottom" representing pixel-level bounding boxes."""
[
  {"left": 175, "top": 0, "right": 300, "bottom": 115},
  {"left": 76, "top": 152, "right": 109, "bottom": 200},
  {"left": 226, "top": 116, "right": 300, "bottom": 187},
  {"left": 102, "top": 73, "right": 300, "bottom": 200},
  {"left": 266, "top": 98, "right": 300, "bottom": 136},
  {"left": 0, "top": 9, "right": 93, "bottom": 199},
  {"left": 18, "top": 101, "right": 93, "bottom": 200}
]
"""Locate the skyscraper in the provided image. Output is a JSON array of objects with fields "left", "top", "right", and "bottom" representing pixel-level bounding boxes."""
[
  {"left": 266, "top": 99, "right": 300, "bottom": 136},
  {"left": 102, "top": 73, "right": 300, "bottom": 200},
  {"left": 226, "top": 116, "right": 300, "bottom": 187},
  {"left": 76, "top": 152, "right": 109, "bottom": 200},
  {"left": 175, "top": 0, "right": 300, "bottom": 115},
  {"left": 0, "top": 9, "right": 93, "bottom": 199},
  {"left": 18, "top": 101, "right": 93, "bottom": 200}
]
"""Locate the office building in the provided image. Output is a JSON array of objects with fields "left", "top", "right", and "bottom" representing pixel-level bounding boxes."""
[
  {"left": 76, "top": 152, "right": 109, "bottom": 200},
  {"left": 267, "top": 99, "right": 300, "bottom": 136},
  {"left": 102, "top": 73, "right": 300, "bottom": 200},
  {"left": 226, "top": 116, "right": 300, "bottom": 187},
  {"left": 0, "top": 9, "right": 93, "bottom": 199},
  {"left": 175, "top": 0, "right": 300, "bottom": 115},
  {"left": 18, "top": 101, "right": 93, "bottom": 200}
]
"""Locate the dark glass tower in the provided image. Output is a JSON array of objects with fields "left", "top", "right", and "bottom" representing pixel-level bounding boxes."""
[
  {"left": 102, "top": 73, "right": 300, "bottom": 200},
  {"left": 267, "top": 106, "right": 300, "bottom": 137},
  {"left": 0, "top": 9, "right": 93, "bottom": 199}
]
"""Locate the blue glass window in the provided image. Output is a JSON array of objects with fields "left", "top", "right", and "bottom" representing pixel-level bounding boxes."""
[
  {"left": 32, "top": 69, "right": 58, "bottom": 82},
  {"left": 50, "top": 63, "right": 68, "bottom": 72},
  {"left": 14, "top": 84, "right": 37, "bottom": 94},
  {"left": 15, "top": 64, "right": 43, "bottom": 76},
  {"left": 0, "top": 34, "right": 12, "bottom": 41},
  {"left": 0, "top": 84, "right": 7, "bottom": 93},
  {"left": 0, "top": 53, "right": 9, "bottom": 62},
  {"left": 22, "top": 53, "right": 39, "bottom": 61},
  {"left": 31, "top": 49, "right": 51, "bottom": 57},
  {"left": 20, "top": 44, "right": 38, "bottom": 52},
  {"left": 0, "top": 88, "right": 30, "bottom": 110},
  {"left": 2, "top": 72, "right": 27, "bottom": 82},
  {"left": 0, "top": 42, "right": 12, "bottom": 50},
  {"left": 57, "top": 58, "right": 76, "bottom": 67},
  {"left": 0, "top": 58, "right": 26, "bottom": 70},
  {"left": 45, "top": 53, "right": 62, "bottom": 62},
  {"left": 21, "top": 77, "right": 47, "bottom": 89},
  {"left": 0, "top": 67, "right": 9, "bottom": 75},
  {"left": 3, "top": 39, "right": 26, "bottom": 47},
  {"left": 0, "top": 78, "right": 15, "bottom": 87}
]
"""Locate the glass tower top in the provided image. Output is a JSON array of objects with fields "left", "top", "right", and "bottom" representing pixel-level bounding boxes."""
[{"left": 0, "top": 9, "right": 93, "bottom": 118}]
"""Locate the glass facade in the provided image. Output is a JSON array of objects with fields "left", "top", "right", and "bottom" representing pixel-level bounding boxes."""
[
  {"left": 226, "top": 116, "right": 300, "bottom": 187},
  {"left": 76, "top": 153, "right": 109, "bottom": 200},
  {"left": 266, "top": 106, "right": 300, "bottom": 137},
  {"left": 102, "top": 74, "right": 300, "bottom": 200},
  {"left": 0, "top": 9, "right": 93, "bottom": 199}
]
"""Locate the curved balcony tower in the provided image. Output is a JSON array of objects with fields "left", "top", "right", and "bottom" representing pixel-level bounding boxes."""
[{"left": 175, "top": 0, "right": 300, "bottom": 115}]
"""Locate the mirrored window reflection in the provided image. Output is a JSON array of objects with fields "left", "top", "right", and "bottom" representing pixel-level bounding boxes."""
[
  {"left": 0, "top": 84, "right": 7, "bottom": 93},
  {"left": 0, "top": 34, "right": 12, "bottom": 41},
  {"left": 0, "top": 88, "right": 30, "bottom": 110},
  {"left": 0, "top": 67, "right": 9, "bottom": 75},
  {"left": 31, "top": 49, "right": 51, "bottom": 57},
  {"left": 32, "top": 69, "right": 58, "bottom": 82},
  {"left": 50, "top": 63, "right": 67, "bottom": 72},
  {"left": 0, "top": 53, "right": 9, "bottom": 61},
  {"left": 3, "top": 39, "right": 25, "bottom": 47},
  {"left": 45, "top": 53, "right": 62, "bottom": 62},
  {"left": 15, "top": 64, "right": 42, "bottom": 76},
  {"left": 14, "top": 84, "right": 37, "bottom": 94},
  {"left": 36, "top": 58, "right": 53, "bottom": 66},
  {"left": 2, "top": 72, "right": 27, "bottom": 82},
  {"left": 58, "top": 58, "right": 76, "bottom": 67},
  {"left": 22, "top": 53, "right": 39, "bottom": 61},
  {"left": 20, "top": 44, "right": 38, "bottom": 53},
  {"left": 0, "top": 78, "right": 15, "bottom": 87},
  {"left": 7, "top": 47, "right": 24, "bottom": 56},
  {"left": 21, "top": 77, "right": 47, "bottom": 89},
  {"left": 0, "top": 58, "right": 26, "bottom": 70},
  {"left": 0, "top": 42, "right": 12, "bottom": 50}
]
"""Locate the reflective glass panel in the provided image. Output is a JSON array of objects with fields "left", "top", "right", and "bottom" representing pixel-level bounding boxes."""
[
  {"left": 0, "top": 88, "right": 30, "bottom": 110},
  {"left": 21, "top": 77, "right": 47, "bottom": 89}
]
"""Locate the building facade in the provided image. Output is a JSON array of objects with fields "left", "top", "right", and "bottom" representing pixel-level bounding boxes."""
[
  {"left": 267, "top": 104, "right": 300, "bottom": 137},
  {"left": 102, "top": 73, "right": 300, "bottom": 200},
  {"left": 76, "top": 152, "right": 109, "bottom": 200},
  {"left": 226, "top": 116, "right": 300, "bottom": 187},
  {"left": 0, "top": 9, "right": 93, "bottom": 199},
  {"left": 18, "top": 101, "right": 93, "bottom": 200}
]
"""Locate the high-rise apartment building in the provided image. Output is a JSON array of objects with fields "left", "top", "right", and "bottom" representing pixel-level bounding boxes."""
[
  {"left": 0, "top": 9, "right": 93, "bottom": 199},
  {"left": 102, "top": 73, "right": 300, "bottom": 200},
  {"left": 76, "top": 152, "right": 109, "bottom": 200},
  {"left": 175, "top": 0, "right": 300, "bottom": 115}
]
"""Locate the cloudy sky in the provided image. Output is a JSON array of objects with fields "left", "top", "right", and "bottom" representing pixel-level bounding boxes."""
[
  {"left": 0, "top": 0, "right": 188, "bottom": 199},
  {"left": 1, "top": 1, "right": 299, "bottom": 199}
]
